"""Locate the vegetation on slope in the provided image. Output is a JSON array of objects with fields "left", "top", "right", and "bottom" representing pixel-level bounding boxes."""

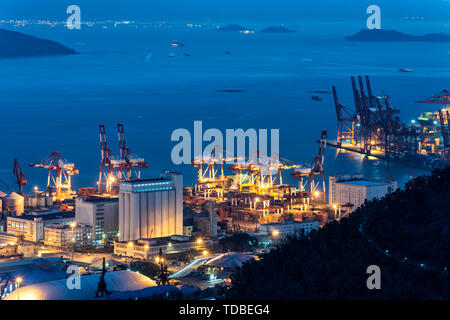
[{"left": 228, "top": 168, "right": 450, "bottom": 299}]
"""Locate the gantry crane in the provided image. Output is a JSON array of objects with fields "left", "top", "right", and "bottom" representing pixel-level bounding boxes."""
[
  {"left": 117, "top": 123, "right": 148, "bottom": 180},
  {"left": 332, "top": 76, "right": 449, "bottom": 170},
  {"left": 291, "top": 130, "right": 327, "bottom": 202},
  {"left": 13, "top": 159, "right": 27, "bottom": 196},
  {"left": 29, "top": 152, "right": 78, "bottom": 201},
  {"left": 416, "top": 90, "right": 450, "bottom": 160},
  {"left": 236, "top": 152, "right": 299, "bottom": 199},
  {"left": 192, "top": 145, "right": 240, "bottom": 199},
  {"left": 98, "top": 124, "right": 120, "bottom": 193},
  {"left": 98, "top": 123, "right": 148, "bottom": 193}
]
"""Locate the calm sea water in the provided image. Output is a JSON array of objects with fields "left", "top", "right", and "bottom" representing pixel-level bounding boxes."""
[{"left": 0, "top": 20, "right": 448, "bottom": 192}]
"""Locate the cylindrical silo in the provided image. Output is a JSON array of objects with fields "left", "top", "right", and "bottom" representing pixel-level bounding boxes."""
[
  {"left": 29, "top": 196, "right": 37, "bottom": 208},
  {"left": 38, "top": 196, "right": 45, "bottom": 207},
  {"left": 45, "top": 196, "right": 53, "bottom": 207},
  {"left": 4, "top": 192, "right": 24, "bottom": 215}
]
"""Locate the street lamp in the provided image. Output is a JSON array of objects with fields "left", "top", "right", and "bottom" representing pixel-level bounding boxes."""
[
  {"left": 271, "top": 229, "right": 280, "bottom": 246},
  {"left": 202, "top": 250, "right": 208, "bottom": 256},
  {"left": 70, "top": 222, "right": 77, "bottom": 261},
  {"left": 16, "top": 277, "right": 22, "bottom": 300},
  {"left": 196, "top": 238, "right": 203, "bottom": 245}
]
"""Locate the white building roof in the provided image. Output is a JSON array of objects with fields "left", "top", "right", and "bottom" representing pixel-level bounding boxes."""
[
  {"left": 4, "top": 270, "right": 156, "bottom": 300},
  {"left": 204, "top": 252, "right": 255, "bottom": 269}
]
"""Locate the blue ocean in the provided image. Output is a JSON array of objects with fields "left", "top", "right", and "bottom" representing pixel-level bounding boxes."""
[{"left": 1, "top": 19, "right": 449, "bottom": 192}]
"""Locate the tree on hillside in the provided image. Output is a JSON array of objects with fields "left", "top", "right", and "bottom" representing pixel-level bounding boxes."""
[{"left": 227, "top": 168, "right": 450, "bottom": 299}]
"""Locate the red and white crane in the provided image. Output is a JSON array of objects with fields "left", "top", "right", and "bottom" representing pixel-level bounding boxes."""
[{"left": 30, "top": 152, "right": 78, "bottom": 201}]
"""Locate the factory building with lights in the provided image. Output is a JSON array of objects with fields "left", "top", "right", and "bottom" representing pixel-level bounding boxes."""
[
  {"left": 259, "top": 220, "right": 319, "bottom": 238},
  {"left": 114, "top": 235, "right": 214, "bottom": 260},
  {"left": 329, "top": 174, "right": 398, "bottom": 211},
  {"left": 75, "top": 196, "right": 119, "bottom": 244}
]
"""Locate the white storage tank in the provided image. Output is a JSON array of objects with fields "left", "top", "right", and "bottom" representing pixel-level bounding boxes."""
[
  {"left": 4, "top": 192, "right": 24, "bottom": 215},
  {"left": 0, "top": 190, "right": 6, "bottom": 211},
  {"left": 29, "top": 196, "right": 38, "bottom": 208},
  {"left": 37, "top": 196, "right": 46, "bottom": 207},
  {"left": 45, "top": 195, "right": 53, "bottom": 207}
]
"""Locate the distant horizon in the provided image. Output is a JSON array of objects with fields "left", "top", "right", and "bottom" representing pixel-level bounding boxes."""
[{"left": 0, "top": 0, "right": 448, "bottom": 22}]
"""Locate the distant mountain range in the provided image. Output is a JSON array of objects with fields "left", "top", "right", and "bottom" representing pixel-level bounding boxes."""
[
  {"left": 346, "top": 29, "right": 450, "bottom": 42},
  {"left": 0, "top": 28, "right": 76, "bottom": 58}
]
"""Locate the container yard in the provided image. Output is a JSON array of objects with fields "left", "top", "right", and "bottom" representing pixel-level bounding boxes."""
[{"left": 1, "top": 80, "right": 448, "bottom": 234}]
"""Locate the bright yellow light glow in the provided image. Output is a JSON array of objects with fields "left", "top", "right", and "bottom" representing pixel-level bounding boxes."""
[
  {"left": 314, "top": 191, "right": 320, "bottom": 197},
  {"left": 16, "top": 277, "right": 22, "bottom": 284},
  {"left": 272, "top": 230, "right": 280, "bottom": 237},
  {"left": 202, "top": 250, "right": 208, "bottom": 256},
  {"left": 333, "top": 204, "right": 337, "bottom": 209},
  {"left": 21, "top": 293, "right": 35, "bottom": 300},
  {"left": 128, "top": 242, "right": 133, "bottom": 247},
  {"left": 144, "top": 245, "right": 149, "bottom": 249},
  {"left": 197, "top": 238, "right": 203, "bottom": 244},
  {"left": 168, "top": 242, "right": 172, "bottom": 247},
  {"left": 155, "top": 257, "right": 160, "bottom": 263},
  {"left": 109, "top": 176, "right": 116, "bottom": 182},
  {"left": 70, "top": 222, "right": 77, "bottom": 228}
]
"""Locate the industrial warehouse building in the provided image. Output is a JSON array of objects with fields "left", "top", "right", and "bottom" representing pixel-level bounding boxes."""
[
  {"left": 329, "top": 174, "right": 398, "bottom": 211},
  {"left": 6, "top": 210, "right": 75, "bottom": 242},
  {"left": 259, "top": 220, "right": 319, "bottom": 238},
  {"left": 119, "top": 171, "right": 183, "bottom": 241},
  {"left": 114, "top": 235, "right": 213, "bottom": 260},
  {"left": 44, "top": 223, "right": 92, "bottom": 249},
  {"left": 75, "top": 196, "right": 119, "bottom": 244}
]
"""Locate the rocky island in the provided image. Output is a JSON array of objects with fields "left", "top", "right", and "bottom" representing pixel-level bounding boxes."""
[
  {"left": 261, "top": 26, "right": 295, "bottom": 33},
  {"left": 346, "top": 29, "right": 450, "bottom": 42},
  {"left": 0, "top": 28, "right": 76, "bottom": 58}
]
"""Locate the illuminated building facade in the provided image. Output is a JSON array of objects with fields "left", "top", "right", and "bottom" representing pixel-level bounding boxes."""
[
  {"left": 44, "top": 224, "right": 91, "bottom": 249},
  {"left": 75, "top": 197, "right": 119, "bottom": 244},
  {"left": 119, "top": 171, "right": 183, "bottom": 241}
]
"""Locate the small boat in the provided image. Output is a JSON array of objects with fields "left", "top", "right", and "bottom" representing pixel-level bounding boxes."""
[
  {"left": 311, "top": 96, "right": 322, "bottom": 101},
  {"left": 171, "top": 41, "right": 185, "bottom": 47},
  {"left": 399, "top": 68, "right": 413, "bottom": 72},
  {"left": 183, "top": 52, "right": 191, "bottom": 56},
  {"left": 225, "top": 51, "right": 235, "bottom": 55}
]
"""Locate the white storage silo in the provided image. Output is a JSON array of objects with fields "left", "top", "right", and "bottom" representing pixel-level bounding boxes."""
[
  {"left": 29, "top": 196, "right": 37, "bottom": 208},
  {"left": 0, "top": 190, "right": 6, "bottom": 211},
  {"left": 38, "top": 196, "right": 46, "bottom": 207},
  {"left": 4, "top": 192, "right": 24, "bottom": 215},
  {"left": 45, "top": 195, "right": 53, "bottom": 207}
]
